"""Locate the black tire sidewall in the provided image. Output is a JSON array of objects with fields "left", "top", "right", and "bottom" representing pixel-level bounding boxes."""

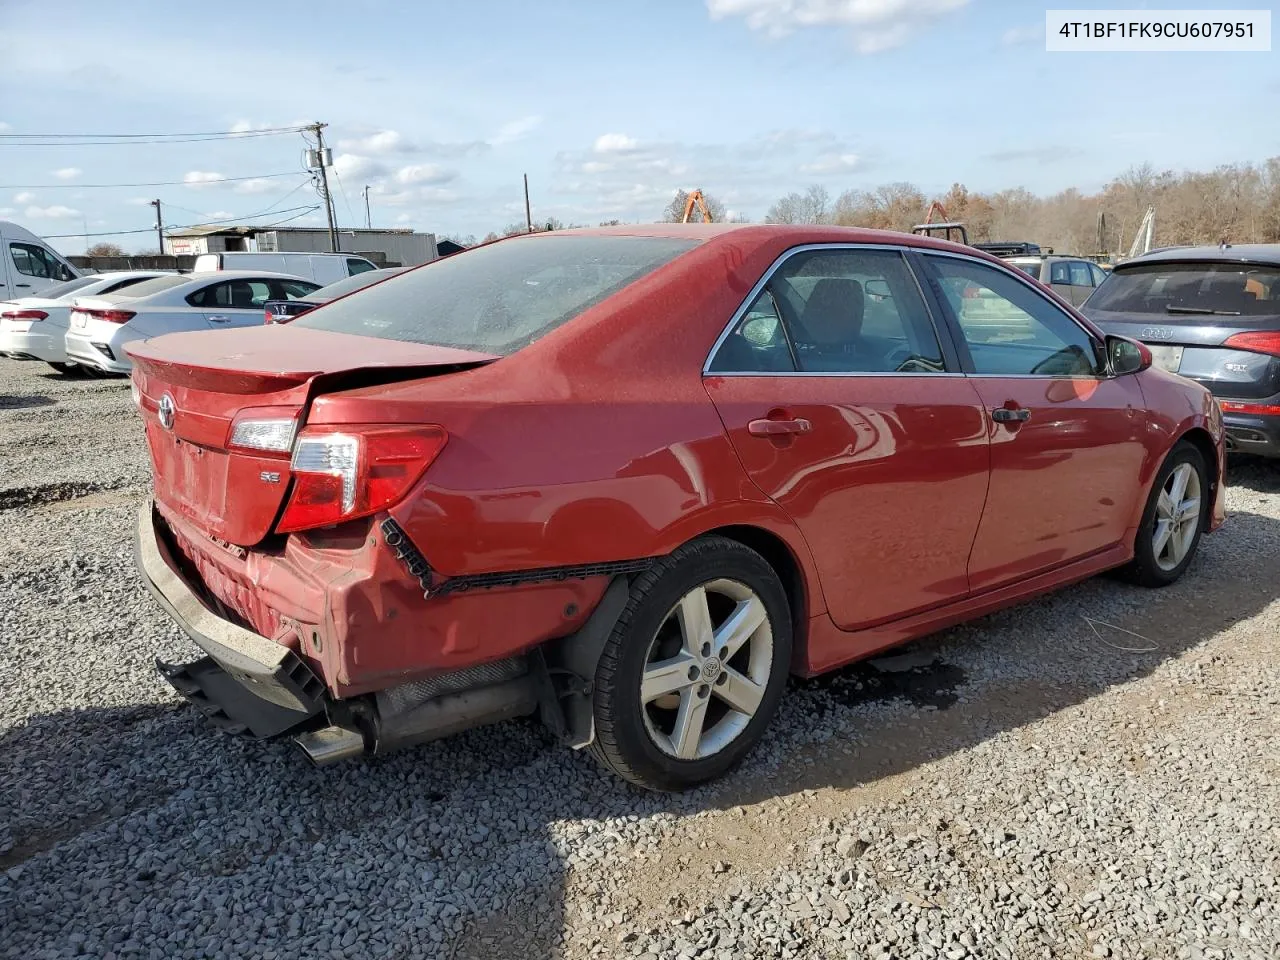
[
  {"left": 598, "top": 540, "right": 792, "bottom": 790},
  {"left": 1133, "top": 442, "right": 1208, "bottom": 585}
]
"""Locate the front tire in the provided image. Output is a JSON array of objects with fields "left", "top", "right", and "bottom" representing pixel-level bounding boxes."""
[
  {"left": 589, "top": 537, "right": 792, "bottom": 791},
  {"left": 1120, "top": 441, "right": 1208, "bottom": 587}
]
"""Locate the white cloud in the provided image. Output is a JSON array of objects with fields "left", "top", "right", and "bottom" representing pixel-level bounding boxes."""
[
  {"left": 394, "top": 164, "right": 456, "bottom": 186},
  {"left": 490, "top": 115, "right": 542, "bottom": 146},
  {"left": 229, "top": 119, "right": 277, "bottom": 137},
  {"left": 205, "top": 210, "right": 235, "bottom": 220},
  {"left": 332, "top": 154, "right": 388, "bottom": 180},
  {"left": 1001, "top": 23, "right": 1043, "bottom": 45},
  {"left": 582, "top": 161, "right": 612, "bottom": 174},
  {"left": 183, "top": 171, "right": 225, "bottom": 187},
  {"left": 799, "top": 152, "right": 862, "bottom": 174},
  {"left": 52, "top": 167, "right": 82, "bottom": 181},
  {"left": 396, "top": 212, "right": 413, "bottom": 223},
  {"left": 707, "top": 0, "right": 969, "bottom": 52},
  {"left": 14, "top": 191, "right": 35, "bottom": 204},
  {"left": 232, "top": 177, "right": 277, "bottom": 195},
  {"left": 594, "top": 133, "right": 639, "bottom": 153},
  {"left": 24, "top": 204, "right": 80, "bottom": 219},
  {"left": 337, "top": 130, "right": 415, "bottom": 154},
  {"left": 126, "top": 197, "right": 154, "bottom": 206}
]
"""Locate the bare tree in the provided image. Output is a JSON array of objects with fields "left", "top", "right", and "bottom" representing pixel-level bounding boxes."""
[
  {"left": 86, "top": 242, "right": 125, "bottom": 257},
  {"left": 766, "top": 186, "right": 831, "bottom": 224}
]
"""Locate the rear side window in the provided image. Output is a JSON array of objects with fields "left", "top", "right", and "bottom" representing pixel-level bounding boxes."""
[
  {"left": 296, "top": 235, "right": 697, "bottom": 354},
  {"left": 1087, "top": 261, "right": 1280, "bottom": 316},
  {"left": 1069, "top": 262, "right": 1093, "bottom": 286},
  {"left": 188, "top": 279, "right": 274, "bottom": 308},
  {"left": 1009, "top": 261, "right": 1041, "bottom": 279},
  {"left": 347, "top": 258, "right": 376, "bottom": 275},
  {"left": 708, "top": 248, "right": 946, "bottom": 374},
  {"left": 1049, "top": 261, "right": 1071, "bottom": 284}
]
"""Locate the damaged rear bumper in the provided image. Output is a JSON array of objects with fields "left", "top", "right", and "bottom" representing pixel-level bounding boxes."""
[
  {"left": 135, "top": 502, "right": 547, "bottom": 763},
  {"left": 136, "top": 503, "right": 328, "bottom": 738}
]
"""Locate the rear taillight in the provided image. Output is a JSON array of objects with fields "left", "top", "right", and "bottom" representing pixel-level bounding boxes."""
[
  {"left": 264, "top": 309, "right": 272, "bottom": 325},
  {"left": 80, "top": 308, "right": 136, "bottom": 324},
  {"left": 228, "top": 413, "right": 297, "bottom": 455},
  {"left": 1, "top": 309, "right": 49, "bottom": 321},
  {"left": 1223, "top": 331, "right": 1280, "bottom": 357},
  {"left": 1220, "top": 400, "right": 1280, "bottom": 415},
  {"left": 276, "top": 425, "right": 447, "bottom": 533}
]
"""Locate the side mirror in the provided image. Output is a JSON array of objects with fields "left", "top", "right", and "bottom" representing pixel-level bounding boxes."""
[{"left": 1106, "top": 335, "right": 1151, "bottom": 376}]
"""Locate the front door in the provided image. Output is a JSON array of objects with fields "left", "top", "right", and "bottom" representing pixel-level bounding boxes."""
[
  {"left": 922, "top": 253, "right": 1148, "bottom": 592},
  {"left": 705, "top": 246, "right": 990, "bottom": 630}
]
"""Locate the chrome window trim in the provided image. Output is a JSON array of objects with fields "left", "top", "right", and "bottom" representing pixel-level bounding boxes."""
[{"left": 701, "top": 242, "right": 950, "bottom": 377}]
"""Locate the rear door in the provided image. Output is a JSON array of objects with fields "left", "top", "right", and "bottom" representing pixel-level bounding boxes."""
[
  {"left": 1067, "top": 260, "right": 1096, "bottom": 306},
  {"left": 704, "top": 245, "right": 990, "bottom": 630},
  {"left": 921, "top": 253, "right": 1148, "bottom": 591},
  {"left": 188, "top": 277, "right": 281, "bottom": 329}
]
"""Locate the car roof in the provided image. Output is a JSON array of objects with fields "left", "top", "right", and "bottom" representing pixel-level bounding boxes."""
[
  {"left": 1124, "top": 244, "right": 1280, "bottom": 267},
  {"left": 505, "top": 222, "right": 1020, "bottom": 263}
]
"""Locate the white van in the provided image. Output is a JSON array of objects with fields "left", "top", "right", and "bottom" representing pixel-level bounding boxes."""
[
  {"left": 193, "top": 252, "right": 377, "bottom": 285},
  {"left": 0, "top": 221, "right": 80, "bottom": 298}
]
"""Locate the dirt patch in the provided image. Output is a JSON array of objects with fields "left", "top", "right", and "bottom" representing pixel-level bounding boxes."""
[{"left": 0, "top": 479, "right": 135, "bottom": 512}]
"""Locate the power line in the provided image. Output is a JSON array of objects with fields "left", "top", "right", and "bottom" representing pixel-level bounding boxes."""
[
  {"left": 0, "top": 171, "right": 307, "bottom": 189},
  {"left": 43, "top": 205, "right": 322, "bottom": 239},
  {"left": 0, "top": 126, "right": 308, "bottom": 146}
]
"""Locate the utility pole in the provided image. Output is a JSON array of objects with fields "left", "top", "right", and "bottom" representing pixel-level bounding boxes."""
[
  {"left": 363, "top": 185, "right": 371, "bottom": 229},
  {"left": 523, "top": 174, "right": 533, "bottom": 233},
  {"left": 307, "top": 122, "right": 339, "bottom": 252},
  {"left": 149, "top": 199, "right": 164, "bottom": 254}
]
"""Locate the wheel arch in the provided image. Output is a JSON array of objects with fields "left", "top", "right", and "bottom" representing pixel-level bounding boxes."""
[
  {"left": 699, "top": 523, "right": 812, "bottom": 675},
  {"left": 1178, "top": 425, "right": 1220, "bottom": 493}
]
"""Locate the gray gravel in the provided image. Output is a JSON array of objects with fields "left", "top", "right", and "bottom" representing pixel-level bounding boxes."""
[{"left": 1, "top": 356, "right": 1277, "bottom": 959}]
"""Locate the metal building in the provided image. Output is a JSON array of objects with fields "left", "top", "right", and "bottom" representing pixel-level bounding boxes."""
[{"left": 164, "top": 225, "right": 437, "bottom": 267}]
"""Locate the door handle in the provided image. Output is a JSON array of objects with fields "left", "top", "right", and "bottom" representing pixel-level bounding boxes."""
[
  {"left": 748, "top": 417, "right": 812, "bottom": 436},
  {"left": 15, "top": 283, "right": 31, "bottom": 288},
  {"left": 991, "top": 407, "right": 1031, "bottom": 423},
  {"left": 207, "top": 314, "right": 231, "bottom": 323}
]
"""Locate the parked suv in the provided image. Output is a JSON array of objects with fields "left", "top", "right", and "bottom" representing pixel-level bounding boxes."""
[
  {"left": 1083, "top": 244, "right": 1280, "bottom": 457},
  {"left": 1006, "top": 255, "right": 1109, "bottom": 306}
]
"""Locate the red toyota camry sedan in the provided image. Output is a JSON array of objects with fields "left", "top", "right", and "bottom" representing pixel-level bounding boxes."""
[{"left": 128, "top": 225, "right": 1226, "bottom": 791}]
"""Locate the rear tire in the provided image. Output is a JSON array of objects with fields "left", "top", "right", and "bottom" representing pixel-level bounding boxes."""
[
  {"left": 589, "top": 536, "right": 791, "bottom": 791},
  {"left": 46, "top": 362, "right": 75, "bottom": 374},
  {"left": 1119, "top": 441, "right": 1208, "bottom": 588}
]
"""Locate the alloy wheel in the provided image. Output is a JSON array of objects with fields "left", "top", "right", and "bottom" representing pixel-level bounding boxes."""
[
  {"left": 1153, "top": 462, "right": 1202, "bottom": 572},
  {"left": 639, "top": 578, "right": 774, "bottom": 761}
]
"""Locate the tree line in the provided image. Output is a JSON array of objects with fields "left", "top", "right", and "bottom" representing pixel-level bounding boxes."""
[{"left": 761, "top": 158, "right": 1280, "bottom": 255}]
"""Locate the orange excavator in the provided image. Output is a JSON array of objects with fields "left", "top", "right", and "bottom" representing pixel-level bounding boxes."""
[{"left": 680, "top": 190, "right": 713, "bottom": 224}]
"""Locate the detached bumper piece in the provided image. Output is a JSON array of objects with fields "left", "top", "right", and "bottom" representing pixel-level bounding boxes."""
[{"left": 158, "top": 656, "right": 323, "bottom": 739}]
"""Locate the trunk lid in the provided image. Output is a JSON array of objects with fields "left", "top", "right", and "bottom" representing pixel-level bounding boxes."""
[{"left": 126, "top": 326, "right": 496, "bottom": 545}]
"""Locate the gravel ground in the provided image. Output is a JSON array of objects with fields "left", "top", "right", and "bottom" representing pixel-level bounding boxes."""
[{"left": 0, "top": 355, "right": 1277, "bottom": 960}]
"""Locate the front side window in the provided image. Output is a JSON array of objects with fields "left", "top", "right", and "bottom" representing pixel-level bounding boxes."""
[
  {"left": 347, "top": 258, "right": 376, "bottom": 275},
  {"left": 1089, "top": 263, "right": 1108, "bottom": 286},
  {"left": 708, "top": 248, "right": 947, "bottom": 375},
  {"left": 10, "top": 243, "right": 53, "bottom": 279},
  {"left": 190, "top": 279, "right": 273, "bottom": 308},
  {"left": 296, "top": 235, "right": 697, "bottom": 354},
  {"left": 926, "top": 255, "right": 1102, "bottom": 377}
]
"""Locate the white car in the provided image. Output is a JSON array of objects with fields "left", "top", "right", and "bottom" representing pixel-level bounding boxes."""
[
  {"left": 64, "top": 270, "right": 320, "bottom": 375},
  {"left": 0, "top": 272, "right": 171, "bottom": 372}
]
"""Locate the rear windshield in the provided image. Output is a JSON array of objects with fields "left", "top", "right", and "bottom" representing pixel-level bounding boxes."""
[
  {"left": 312, "top": 267, "right": 407, "bottom": 301},
  {"left": 102, "top": 275, "right": 191, "bottom": 299},
  {"left": 294, "top": 235, "right": 698, "bottom": 353},
  {"left": 47, "top": 276, "right": 106, "bottom": 299},
  {"left": 1088, "top": 261, "right": 1280, "bottom": 316}
]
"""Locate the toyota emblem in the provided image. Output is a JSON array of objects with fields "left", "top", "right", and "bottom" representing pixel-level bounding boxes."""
[{"left": 158, "top": 393, "right": 176, "bottom": 430}]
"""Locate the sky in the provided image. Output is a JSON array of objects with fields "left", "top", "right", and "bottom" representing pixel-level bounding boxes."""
[{"left": 0, "top": 0, "right": 1276, "bottom": 253}]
